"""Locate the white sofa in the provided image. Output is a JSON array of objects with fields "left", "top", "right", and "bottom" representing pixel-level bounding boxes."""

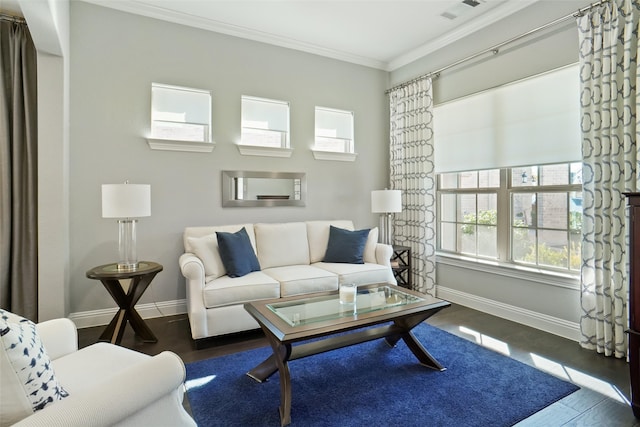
[
  {"left": 0, "top": 312, "right": 196, "bottom": 427},
  {"left": 179, "top": 220, "right": 395, "bottom": 345}
]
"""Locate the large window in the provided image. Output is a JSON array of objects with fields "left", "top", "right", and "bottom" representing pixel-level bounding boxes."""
[
  {"left": 434, "top": 65, "right": 582, "bottom": 275},
  {"left": 241, "top": 96, "right": 290, "bottom": 148},
  {"left": 437, "top": 162, "right": 582, "bottom": 273}
]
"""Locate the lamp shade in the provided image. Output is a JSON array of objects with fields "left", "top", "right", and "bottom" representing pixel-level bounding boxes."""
[
  {"left": 102, "top": 184, "right": 151, "bottom": 218},
  {"left": 371, "top": 189, "right": 402, "bottom": 213}
]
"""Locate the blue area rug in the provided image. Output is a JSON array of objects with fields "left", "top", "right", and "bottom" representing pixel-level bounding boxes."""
[{"left": 185, "top": 323, "right": 579, "bottom": 426}]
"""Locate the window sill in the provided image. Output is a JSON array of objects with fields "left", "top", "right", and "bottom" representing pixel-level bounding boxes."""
[
  {"left": 146, "top": 138, "right": 215, "bottom": 153},
  {"left": 311, "top": 150, "right": 357, "bottom": 162},
  {"left": 435, "top": 252, "right": 580, "bottom": 291},
  {"left": 237, "top": 144, "right": 293, "bottom": 158}
]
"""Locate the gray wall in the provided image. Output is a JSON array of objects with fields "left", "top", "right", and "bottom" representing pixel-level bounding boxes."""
[
  {"left": 391, "top": 1, "right": 587, "bottom": 103},
  {"left": 67, "top": 3, "right": 389, "bottom": 316},
  {"left": 390, "top": 0, "right": 590, "bottom": 338},
  {"left": 19, "top": 0, "right": 72, "bottom": 321}
]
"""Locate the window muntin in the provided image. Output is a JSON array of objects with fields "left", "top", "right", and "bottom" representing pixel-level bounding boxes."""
[
  {"left": 241, "top": 96, "right": 290, "bottom": 148},
  {"left": 151, "top": 83, "right": 211, "bottom": 142},
  {"left": 438, "top": 169, "right": 499, "bottom": 259},
  {"left": 440, "top": 169, "right": 500, "bottom": 190},
  {"left": 314, "top": 107, "right": 354, "bottom": 153},
  {"left": 438, "top": 162, "right": 582, "bottom": 273}
]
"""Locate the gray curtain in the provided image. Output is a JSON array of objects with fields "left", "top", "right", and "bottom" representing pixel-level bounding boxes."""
[
  {"left": 0, "top": 16, "right": 38, "bottom": 320},
  {"left": 577, "top": 0, "right": 640, "bottom": 358},
  {"left": 388, "top": 77, "right": 437, "bottom": 296}
]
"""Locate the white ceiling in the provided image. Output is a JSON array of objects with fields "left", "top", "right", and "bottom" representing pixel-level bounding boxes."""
[{"left": 4, "top": 0, "right": 561, "bottom": 71}]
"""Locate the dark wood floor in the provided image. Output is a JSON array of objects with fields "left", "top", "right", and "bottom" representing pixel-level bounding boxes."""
[{"left": 77, "top": 304, "right": 639, "bottom": 426}]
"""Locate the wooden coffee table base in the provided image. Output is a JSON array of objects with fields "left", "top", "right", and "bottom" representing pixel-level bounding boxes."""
[{"left": 247, "top": 308, "right": 447, "bottom": 427}]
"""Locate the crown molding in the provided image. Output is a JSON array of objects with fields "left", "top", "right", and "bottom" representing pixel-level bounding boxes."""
[
  {"left": 80, "top": 0, "right": 387, "bottom": 70},
  {"left": 81, "top": 0, "right": 540, "bottom": 72},
  {"left": 387, "top": 0, "right": 540, "bottom": 71}
]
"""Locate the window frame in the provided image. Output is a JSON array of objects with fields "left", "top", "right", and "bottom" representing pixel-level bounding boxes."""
[
  {"left": 436, "top": 162, "right": 582, "bottom": 276},
  {"left": 239, "top": 95, "right": 292, "bottom": 158},
  {"left": 312, "top": 106, "right": 357, "bottom": 162},
  {"left": 147, "top": 83, "right": 215, "bottom": 153}
]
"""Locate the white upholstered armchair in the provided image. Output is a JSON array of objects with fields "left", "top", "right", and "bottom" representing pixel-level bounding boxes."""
[{"left": 1, "top": 311, "right": 196, "bottom": 427}]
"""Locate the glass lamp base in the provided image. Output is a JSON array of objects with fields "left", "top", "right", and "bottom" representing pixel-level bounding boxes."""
[
  {"left": 379, "top": 213, "right": 394, "bottom": 245},
  {"left": 117, "top": 219, "right": 139, "bottom": 271}
]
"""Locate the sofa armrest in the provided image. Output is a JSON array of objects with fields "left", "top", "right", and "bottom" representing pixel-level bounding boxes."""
[
  {"left": 375, "top": 243, "right": 393, "bottom": 267},
  {"left": 13, "top": 351, "right": 195, "bottom": 427},
  {"left": 35, "top": 318, "right": 78, "bottom": 360},
  {"left": 179, "top": 252, "right": 205, "bottom": 282},
  {"left": 178, "top": 253, "right": 209, "bottom": 340}
]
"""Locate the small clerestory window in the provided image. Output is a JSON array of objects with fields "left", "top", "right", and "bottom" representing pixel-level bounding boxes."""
[
  {"left": 147, "top": 83, "right": 213, "bottom": 152},
  {"left": 239, "top": 96, "right": 291, "bottom": 157},
  {"left": 312, "top": 106, "right": 356, "bottom": 162}
]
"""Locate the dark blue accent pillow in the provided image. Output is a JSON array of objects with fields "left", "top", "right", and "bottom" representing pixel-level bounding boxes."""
[
  {"left": 216, "top": 227, "right": 261, "bottom": 278},
  {"left": 323, "top": 225, "right": 370, "bottom": 264}
]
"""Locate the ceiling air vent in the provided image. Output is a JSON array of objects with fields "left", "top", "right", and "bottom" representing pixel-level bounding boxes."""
[{"left": 441, "top": 0, "right": 482, "bottom": 20}]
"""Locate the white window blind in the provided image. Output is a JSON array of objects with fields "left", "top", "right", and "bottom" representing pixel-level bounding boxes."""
[
  {"left": 314, "top": 107, "right": 354, "bottom": 153},
  {"left": 433, "top": 64, "right": 581, "bottom": 173},
  {"left": 241, "top": 96, "right": 290, "bottom": 148},
  {"left": 151, "top": 83, "right": 211, "bottom": 142}
]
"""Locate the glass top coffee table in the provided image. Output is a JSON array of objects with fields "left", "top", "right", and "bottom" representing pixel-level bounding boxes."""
[{"left": 244, "top": 283, "right": 451, "bottom": 426}]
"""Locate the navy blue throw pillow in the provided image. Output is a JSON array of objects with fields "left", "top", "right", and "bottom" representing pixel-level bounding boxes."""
[
  {"left": 216, "top": 227, "right": 261, "bottom": 278},
  {"left": 323, "top": 225, "right": 370, "bottom": 264}
]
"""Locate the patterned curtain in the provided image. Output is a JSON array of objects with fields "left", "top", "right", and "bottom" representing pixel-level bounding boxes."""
[
  {"left": 388, "top": 77, "right": 436, "bottom": 296},
  {"left": 578, "top": 0, "right": 640, "bottom": 358}
]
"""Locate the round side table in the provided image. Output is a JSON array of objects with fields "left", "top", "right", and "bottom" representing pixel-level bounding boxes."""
[{"left": 86, "top": 261, "right": 163, "bottom": 345}]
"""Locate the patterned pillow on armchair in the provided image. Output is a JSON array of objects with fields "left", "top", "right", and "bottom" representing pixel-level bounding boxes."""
[{"left": 0, "top": 309, "right": 69, "bottom": 426}]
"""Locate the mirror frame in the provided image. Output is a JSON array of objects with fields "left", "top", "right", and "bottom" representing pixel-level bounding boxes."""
[{"left": 222, "top": 170, "right": 307, "bottom": 207}]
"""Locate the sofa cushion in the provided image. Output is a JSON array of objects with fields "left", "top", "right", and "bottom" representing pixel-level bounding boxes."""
[
  {"left": 363, "top": 227, "right": 379, "bottom": 264},
  {"left": 203, "top": 272, "right": 280, "bottom": 309},
  {"left": 187, "top": 234, "right": 225, "bottom": 280},
  {"left": 262, "top": 265, "right": 339, "bottom": 297},
  {"left": 307, "top": 221, "right": 379, "bottom": 264},
  {"left": 185, "top": 224, "right": 256, "bottom": 280},
  {"left": 254, "top": 222, "right": 310, "bottom": 269},
  {"left": 306, "top": 220, "right": 353, "bottom": 263},
  {"left": 0, "top": 310, "right": 69, "bottom": 426},
  {"left": 323, "top": 226, "right": 370, "bottom": 264},
  {"left": 314, "top": 262, "right": 394, "bottom": 286},
  {"left": 216, "top": 227, "right": 261, "bottom": 278}
]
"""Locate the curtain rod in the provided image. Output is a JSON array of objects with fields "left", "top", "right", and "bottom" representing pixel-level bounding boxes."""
[
  {"left": 0, "top": 13, "right": 26, "bottom": 24},
  {"left": 385, "top": 0, "right": 610, "bottom": 94}
]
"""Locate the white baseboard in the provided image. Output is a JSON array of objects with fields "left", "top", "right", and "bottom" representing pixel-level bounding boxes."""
[
  {"left": 69, "top": 299, "right": 187, "bottom": 329},
  {"left": 69, "top": 291, "right": 581, "bottom": 342},
  {"left": 436, "top": 286, "right": 581, "bottom": 342}
]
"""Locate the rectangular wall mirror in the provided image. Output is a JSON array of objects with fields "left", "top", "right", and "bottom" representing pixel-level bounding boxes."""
[{"left": 222, "top": 171, "right": 306, "bottom": 207}]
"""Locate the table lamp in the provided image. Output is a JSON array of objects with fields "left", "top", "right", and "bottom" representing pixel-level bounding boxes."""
[
  {"left": 102, "top": 182, "right": 151, "bottom": 271},
  {"left": 371, "top": 189, "right": 402, "bottom": 245}
]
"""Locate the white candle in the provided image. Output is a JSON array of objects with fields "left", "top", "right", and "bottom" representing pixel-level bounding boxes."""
[{"left": 340, "top": 284, "right": 356, "bottom": 304}]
